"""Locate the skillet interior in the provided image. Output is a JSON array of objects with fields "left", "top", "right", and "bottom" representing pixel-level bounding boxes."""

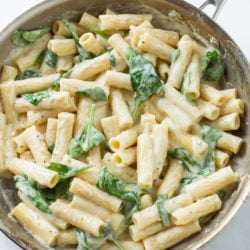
[{"left": 0, "top": 0, "right": 249, "bottom": 249}]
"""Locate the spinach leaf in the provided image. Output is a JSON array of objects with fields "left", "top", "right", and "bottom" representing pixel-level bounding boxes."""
[
  {"left": 54, "top": 68, "right": 73, "bottom": 90},
  {"left": 155, "top": 194, "right": 171, "bottom": 227},
  {"left": 126, "top": 47, "right": 164, "bottom": 117},
  {"left": 109, "top": 52, "right": 116, "bottom": 67},
  {"left": 15, "top": 70, "right": 43, "bottom": 80},
  {"left": 48, "top": 144, "right": 55, "bottom": 154},
  {"left": 14, "top": 175, "right": 51, "bottom": 213},
  {"left": 97, "top": 167, "right": 146, "bottom": 210},
  {"left": 75, "top": 87, "right": 107, "bottom": 101},
  {"left": 21, "top": 89, "right": 51, "bottom": 106},
  {"left": 11, "top": 28, "right": 51, "bottom": 46},
  {"left": 62, "top": 19, "right": 95, "bottom": 62},
  {"left": 47, "top": 163, "right": 91, "bottom": 182},
  {"left": 69, "top": 104, "right": 105, "bottom": 158},
  {"left": 171, "top": 48, "right": 180, "bottom": 65},
  {"left": 76, "top": 222, "right": 124, "bottom": 250},
  {"left": 88, "top": 26, "right": 110, "bottom": 40},
  {"left": 168, "top": 148, "right": 201, "bottom": 173},
  {"left": 181, "top": 168, "right": 212, "bottom": 186},
  {"left": 201, "top": 50, "right": 224, "bottom": 81},
  {"left": 34, "top": 49, "right": 58, "bottom": 68},
  {"left": 200, "top": 123, "right": 221, "bottom": 173}
]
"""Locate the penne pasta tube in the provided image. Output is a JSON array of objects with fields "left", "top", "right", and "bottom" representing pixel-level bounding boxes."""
[
  {"left": 70, "top": 178, "right": 122, "bottom": 213},
  {"left": 129, "top": 25, "right": 179, "bottom": 47},
  {"left": 216, "top": 131, "right": 243, "bottom": 154},
  {"left": 12, "top": 203, "right": 59, "bottom": 246},
  {"left": 8, "top": 158, "right": 58, "bottom": 188},
  {"left": 132, "top": 193, "right": 193, "bottom": 229},
  {"left": 196, "top": 99, "right": 220, "bottom": 120},
  {"left": 182, "top": 166, "right": 238, "bottom": 200},
  {"left": 56, "top": 55, "right": 74, "bottom": 73},
  {"left": 138, "top": 33, "right": 174, "bottom": 62},
  {"left": 219, "top": 98, "right": 244, "bottom": 116},
  {"left": 0, "top": 113, "right": 6, "bottom": 172},
  {"left": 101, "top": 115, "right": 120, "bottom": 141},
  {"left": 209, "top": 112, "right": 240, "bottom": 131},
  {"left": 157, "top": 60, "right": 170, "bottom": 81},
  {"left": 140, "top": 113, "right": 156, "bottom": 134},
  {"left": 143, "top": 221, "right": 201, "bottom": 250},
  {"left": 86, "top": 146, "right": 102, "bottom": 168},
  {"left": 108, "top": 34, "right": 130, "bottom": 59},
  {"left": 15, "top": 91, "right": 76, "bottom": 114},
  {"left": 69, "top": 53, "right": 111, "bottom": 80},
  {"left": 4, "top": 124, "right": 17, "bottom": 167},
  {"left": 140, "top": 194, "right": 153, "bottom": 210},
  {"left": 61, "top": 154, "right": 100, "bottom": 185},
  {"left": 137, "top": 133, "right": 155, "bottom": 189},
  {"left": 99, "top": 14, "right": 152, "bottom": 30},
  {"left": 151, "top": 123, "right": 168, "bottom": 179},
  {"left": 48, "top": 39, "right": 77, "bottom": 56},
  {"left": 105, "top": 70, "right": 132, "bottom": 91},
  {"left": 70, "top": 195, "right": 112, "bottom": 221},
  {"left": 111, "top": 147, "right": 136, "bottom": 168},
  {"left": 172, "top": 194, "right": 222, "bottom": 225},
  {"left": 215, "top": 149, "right": 230, "bottom": 169},
  {"left": 200, "top": 84, "right": 227, "bottom": 106},
  {"left": 157, "top": 159, "right": 184, "bottom": 198},
  {"left": 79, "top": 12, "right": 100, "bottom": 29},
  {"left": 56, "top": 228, "right": 77, "bottom": 247},
  {"left": 220, "top": 88, "right": 237, "bottom": 100},
  {"left": 24, "top": 125, "right": 51, "bottom": 166},
  {"left": 110, "top": 88, "right": 133, "bottom": 130},
  {"left": 45, "top": 118, "right": 58, "bottom": 148},
  {"left": 53, "top": 20, "right": 86, "bottom": 36},
  {"left": 50, "top": 199, "right": 105, "bottom": 237},
  {"left": 102, "top": 152, "right": 137, "bottom": 184},
  {"left": 167, "top": 35, "right": 193, "bottom": 89},
  {"left": 52, "top": 112, "right": 75, "bottom": 163},
  {"left": 79, "top": 32, "right": 104, "bottom": 55},
  {"left": 0, "top": 65, "right": 18, "bottom": 83},
  {"left": 1, "top": 80, "right": 17, "bottom": 123}
]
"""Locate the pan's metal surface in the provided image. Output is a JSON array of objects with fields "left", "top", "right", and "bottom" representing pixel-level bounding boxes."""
[{"left": 0, "top": 0, "right": 249, "bottom": 249}]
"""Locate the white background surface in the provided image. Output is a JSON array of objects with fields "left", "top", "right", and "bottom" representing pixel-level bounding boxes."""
[{"left": 0, "top": 0, "right": 249, "bottom": 249}]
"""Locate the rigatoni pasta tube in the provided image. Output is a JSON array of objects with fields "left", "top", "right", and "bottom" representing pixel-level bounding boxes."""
[
  {"left": 140, "top": 113, "right": 156, "bottom": 134},
  {"left": 48, "top": 39, "right": 77, "bottom": 56},
  {"left": 45, "top": 118, "right": 58, "bottom": 147},
  {"left": 172, "top": 194, "right": 221, "bottom": 225},
  {"left": 220, "top": 98, "right": 244, "bottom": 116},
  {"left": 111, "top": 147, "right": 136, "bottom": 168},
  {"left": 14, "top": 74, "right": 59, "bottom": 95},
  {"left": 70, "top": 178, "right": 122, "bottom": 213},
  {"left": 182, "top": 166, "right": 238, "bottom": 200},
  {"left": 108, "top": 34, "right": 130, "bottom": 59},
  {"left": 50, "top": 199, "right": 105, "bottom": 237},
  {"left": 12, "top": 203, "right": 59, "bottom": 246},
  {"left": 215, "top": 149, "right": 230, "bottom": 169},
  {"left": 4, "top": 124, "right": 17, "bottom": 167},
  {"left": 0, "top": 113, "right": 6, "bottom": 173},
  {"left": 157, "top": 159, "right": 184, "bottom": 198},
  {"left": 8, "top": 158, "right": 58, "bottom": 188},
  {"left": 137, "top": 133, "right": 155, "bottom": 189},
  {"left": 51, "top": 112, "right": 75, "bottom": 162},
  {"left": 196, "top": 99, "right": 220, "bottom": 120},
  {"left": 99, "top": 14, "right": 152, "bottom": 30},
  {"left": 167, "top": 35, "right": 193, "bottom": 89},
  {"left": 70, "top": 195, "right": 112, "bottom": 221},
  {"left": 0, "top": 65, "right": 18, "bottom": 82},
  {"left": 105, "top": 70, "right": 132, "bottom": 91},
  {"left": 79, "top": 32, "right": 104, "bottom": 55},
  {"left": 132, "top": 193, "right": 193, "bottom": 229},
  {"left": 56, "top": 228, "right": 77, "bottom": 247},
  {"left": 24, "top": 125, "right": 51, "bottom": 166},
  {"left": 143, "top": 221, "right": 201, "bottom": 250},
  {"left": 101, "top": 115, "right": 120, "bottom": 141}
]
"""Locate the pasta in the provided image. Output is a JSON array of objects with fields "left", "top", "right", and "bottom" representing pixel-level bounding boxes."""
[{"left": 0, "top": 9, "right": 244, "bottom": 250}]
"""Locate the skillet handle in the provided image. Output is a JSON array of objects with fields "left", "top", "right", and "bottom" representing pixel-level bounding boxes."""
[{"left": 199, "top": 0, "right": 227, "bottom": 20}]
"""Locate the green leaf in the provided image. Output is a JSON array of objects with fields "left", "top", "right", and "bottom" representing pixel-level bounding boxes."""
[
  {"left": 88, "top": 26, "right": 110, "bottom": 40},
  {"left": 21, "top": 89, "right": 51, "bottom": 106},
  {"left": 75, "top": 87, "right": 107, "bottom": 101},
  {"left": 201, "top": 50, "right": 224, "bottom": 81},
  {"left": 168, "top": 148, "right": 201, "bottom": 173},
  {"left": 14, "top": 175, "right": 51, "bottom": 213},
  {"left": 47, "top": 163, "right": 91, "bottom": 181},
  {"left": 15, "top": 70, "right": 43, "bottom": 80},
  {"left": 62, "top": 19, "right": 95, "bottom": 62},
  {"left": 109, "top": 52, "right": 116, "bottom": 67},
  {"left": 200, "top": 123, "right": 221, "bottom": 173},
  {"left": 156, "top": 194, "right": 171, "bottom": 227},
  {"left": 76, "top": 222, "right": 124, "bottom": 250},
  {"left": 11, "top": 28, "right": 50, "bottom": 46},
  {"left": 54, "top": 68, "right": 73, "bottom": 89},
  {"left": 44, "top": 49, "right": 58, "bottom": 68},
  {"left": 97, "top": 167, "right": 145, "bottom": 209},
  {"left": 48, "top": 144, "right": 55, "bottom": 154},
  {"left": 126, "top": 47, "right": 164, "bottom": 117},
  {"left": 69, "top": 104, "right": 105, "bottom": 158}
]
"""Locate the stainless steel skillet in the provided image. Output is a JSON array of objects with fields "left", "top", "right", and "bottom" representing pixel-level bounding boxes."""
[{"left": 0, "top": 0, "right": 249, "bottom": 249}]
